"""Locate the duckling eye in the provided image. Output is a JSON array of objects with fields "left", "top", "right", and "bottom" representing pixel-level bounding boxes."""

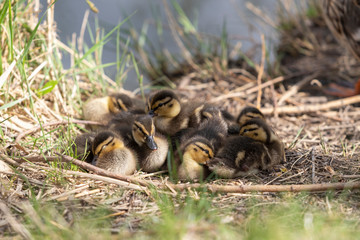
[
  {"left": 204, "top": 149, "right": 209, "bottom": 154},
  {"left": 169, "top": 103, "right": 173, "bottom": 107},
  {"left": 193, "top": 148, "right": 198, "bottom": 152},
  {"left": 158, "top": 103, "right": 164, "bottom": 107},
  {"left": 101, "top": 145, "right": 107, "bottom": 152}
]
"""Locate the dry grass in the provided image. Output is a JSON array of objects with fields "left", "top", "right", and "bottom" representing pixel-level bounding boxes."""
[{"left": 1, "top": 0, "right": 360, "bottom": 239}]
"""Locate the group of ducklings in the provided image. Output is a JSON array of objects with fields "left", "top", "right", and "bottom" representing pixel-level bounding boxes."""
[{"left": 73, "top": 89, "right": 285, "bottom": 181}]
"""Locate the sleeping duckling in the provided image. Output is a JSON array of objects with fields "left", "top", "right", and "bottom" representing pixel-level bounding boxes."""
[
  {"left": 177, "top": 136, "right": 214, "bottom": 181},
  {"left": 188, "top": 105, "right": 222, "bottom": 128},
  {"left": 92, "top": 131, "right": 137, "bottom": 175},
  {"left": 72, "top": 132, "right": 96, "bottom": 163},
  {"left": 109, "top": 113, "right": 169, "bottom": 172},
  {"left": 188, "top": 104, "right": 235, "bottom": 129},
  {"left": 83, "top": 93, "right": 145, "bottom": 128},
  {"left": 206, "top": 135, "right": 271, "bottom": 178},
  {"left": 239, "top": 118, "right": 285, "bottom": 165},
  {"left": 147, "top": 90, "right": 202, "bottom": 136},
  {"left": 206, "top": 118, "right": 285, "bottom": 178}
]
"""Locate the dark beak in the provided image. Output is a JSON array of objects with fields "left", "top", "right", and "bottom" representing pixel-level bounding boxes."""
[
  {"left": 148, "top": 110, "right": 156, "bottom": 117},
  {"left": 145, "top": 135, "right": 158, "bottom": 150},
  {"left": 91, "top": 155, "right": 98, "bottom": 166}
]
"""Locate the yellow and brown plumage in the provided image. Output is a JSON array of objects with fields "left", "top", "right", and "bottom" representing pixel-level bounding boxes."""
[
  {"left": 239, "top": 118, "right": 285, "bottom": 165},
  {"left": 228, "top": 106, "right": 265, "bottom": 135},
  {"left": 83, "top": 93, "right": 145, "bottom": 128},
  {"left": 92, "top": 131, "right": 137, "bottom": 175},
  {"left": 206, "top": 118, "right": 285, "bottom": 178},
  {"left": 147, "top": 90, "right": 202, "bottom": 136},
  {"left": 177, "top": 136, "right": 214, "bottom": 181},
  {"left": 109, "top": 113, "right": 169, "bottom": 172}
]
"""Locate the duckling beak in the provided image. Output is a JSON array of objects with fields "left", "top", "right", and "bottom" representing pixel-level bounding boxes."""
[
  {"left": 91, "top": 156, "right": 98, "bottom": 166},
  {"left": 148, "top": 110, "right": 156, "bottom": 117},
  {"left": 145, "top": 135, "right": 158, "bottom": 150}
]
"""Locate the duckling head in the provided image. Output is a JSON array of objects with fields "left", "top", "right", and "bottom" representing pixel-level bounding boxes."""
[
  {"left": 183, "top": 137, "right": 214, "bottom": 164},
  {"left": 92, "top": 131, "right": 125, "bottom": 163},
  {"left": 202, "top": 106, "right": 222, "bottom": 120},
  {"left": 237, "top": 106, "right": 265, "bottom": 126},
  {"left": 147, "top": 90, "right": 181, "bottom": 118},
  {"left": 108, "top": 93, "right": 133, "bottom": 114},
  {"left": 132, "top": 115, "right": 158, "bottom": 150},
  {"left": 239, "top": 118, "right": 271, "bottom": 144}
]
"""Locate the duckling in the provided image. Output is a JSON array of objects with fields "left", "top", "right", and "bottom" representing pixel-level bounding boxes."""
[
  {"left": 130, "top": 115, "right": 169, "bottom": 172},
  {"left": 177, "top": 136, "right": 214, "bottom": 181},
  {"left": 72, "top": 132, "right": 96, "bottom": 163},
  {"left": 237, "top": 106, "right": 265, "bottom": 126},
  {"left": 206, "top": 135, "right": 271, "bottom": 178},
  {"left": 206, "top": 118, "right": 285, "bottom": 178},
  {"left": 147, "top": 90, "right": 202, "bottom": 136},
  {"left": 228, "top": 106, "right": 266, "bottom": 135},
  {"left": 180, "top": 115, "right": 228, "bottom": 152},
  {"left": 109, "top": 114, "right": 169, "bottom": 172},
  {"left": 92, "top": 131, "right": 137, "bottom": 175},
  {"left": 83, "top": 93, "right": 145, "bottom": 127},
  {"left": 107, "top": 111, "right": 138, "bottom": 143},
  {"left": 188, "top": 104, "right": 221, "bottom": 127},
  {"left": 239, "top": 118, "right": 285, "bottom": 165}
]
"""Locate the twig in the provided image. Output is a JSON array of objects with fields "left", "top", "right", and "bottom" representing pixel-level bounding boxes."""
[
  {"left": 0, "top": 200, "right": 32, "bottom": 240},
  {"left": 63, "top": 170, "right": 144, "bottom": 191},
  {"left": 46, "top": 184, "right": 89, "bottom": 201},
  {"left": 0, "top": 171, "right": 50, "bottom": 187},
  {"left": 14, "top": 155, "right": 59, "bottom": 163},
  {"left": 311, "top": 148, "right": 316, "bottom": 184},
  {"left": 210, "top": 76, "right": 285, "bottom": 103},
  {"left": 8, "top": 153, "right": 360, "bottom": 194},
  {"left": 277, "top": 72, "right": 319, "bottom": 106},
  {"left": 15, "top": 119, "right": 104, "bottom": 143},
  {"left": 55, "top": 152, "right": 151, "bottom": 188},
  {"left": 261, "top": 95, "right": 360, "bottom": 115},
  {"left": 168, "top": 181, "right": 360, "bottom": 193},
  {"left": 256, "top": 34, "right": 266, "bottom": 109}
]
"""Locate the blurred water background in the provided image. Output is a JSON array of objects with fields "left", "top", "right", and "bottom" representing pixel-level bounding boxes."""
[{"left": 40, "top": 0, "right": 279, "bottom": 90}]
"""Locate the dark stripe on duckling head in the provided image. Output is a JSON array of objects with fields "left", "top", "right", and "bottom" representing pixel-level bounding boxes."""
[
  {"left": 150, "top": 97, "right": 172, "bottom": 112},
  {"left": 109, "top": 94, "right": 133, "bottom": 112},
  {"left": 134, "top": 115, "right": 154, "bottom": 135},
  {"left": 133, "top": 116, "right": 158, "bottom": 149},
  {"left": 149, "top": 90, "right": 178, "bottom": 108},
  {"left": 237, "top": 106, "right": 265, "bottom": 125},
  {"left": 239, "top": 119, "right": 271, "bottom": 144},
  {"left": 115, "top": 99, "right": 128, "bottom": 111},
  {"left": 92, "top": 132, "right": 115, "bottom": 156},
  {"left": 194, "top": 143, "right": 212, "bottom": 159}
]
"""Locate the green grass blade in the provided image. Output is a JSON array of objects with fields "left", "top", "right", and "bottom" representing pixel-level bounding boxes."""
[
  {"left": 170, "top": 0, "right": 196, "bottom": 34},
  {"left": 8, "top": 0, "right": 14, "bottom": 62},
  {"left": 74, "top": 12, "right": 136, "bottom": 67},
  {"left": 0, "top": 97, "right": 27, "bottom": 111},
  {"left": 18, "top": 1, "right": 57, "bottom": 64}
]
